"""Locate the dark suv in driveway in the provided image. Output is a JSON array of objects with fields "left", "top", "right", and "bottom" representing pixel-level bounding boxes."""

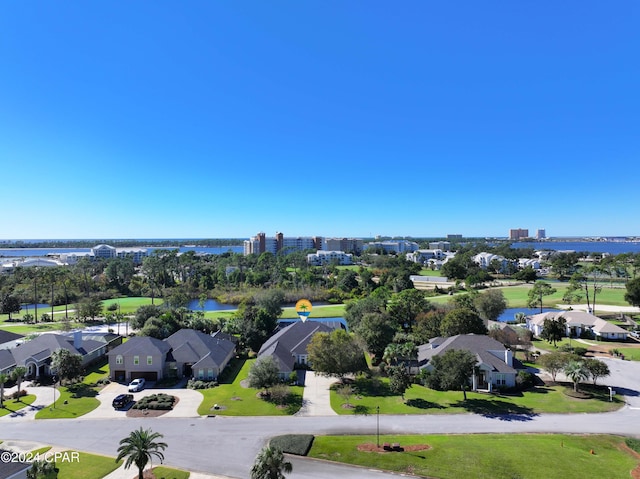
[{"left": 112, "top": 393, "right": 134, "bottom": 409}]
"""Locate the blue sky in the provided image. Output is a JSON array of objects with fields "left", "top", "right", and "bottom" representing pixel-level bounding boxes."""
[{"left": 1, "top": 2, "right": 638, "bottom": 240}]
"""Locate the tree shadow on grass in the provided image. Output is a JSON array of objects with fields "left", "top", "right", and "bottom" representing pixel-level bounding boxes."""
[
  {"left": 67, "top": 383, "right": 98, "bottom": 398},
  {"left": 405, "top": 398, "right": 446, "bottom": 410},
  {"left": 217, "top": 358, "right": 246, "bottom": 385},
  {"left": 453, "top": 398, "right": 538, "bottom": 421}
]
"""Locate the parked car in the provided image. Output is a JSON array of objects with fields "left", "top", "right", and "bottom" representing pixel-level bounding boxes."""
[
  {"left": 128, "top": 378, "right": 146, "bottom": 392},
  {"left": 112, "top": 393, "right": 134, "bottom": 409}
]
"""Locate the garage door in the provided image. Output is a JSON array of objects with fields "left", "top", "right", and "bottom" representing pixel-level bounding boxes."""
[
  {"left": 113, "top": 370, "right": 126, "bottom": 382},
  {"left": 130, "top": 371, "right": 158, "bottom": 381}
]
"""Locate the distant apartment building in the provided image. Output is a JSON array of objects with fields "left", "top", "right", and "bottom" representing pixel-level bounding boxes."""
[
  {"left": 428, "top": 241, "right": 451, "bottom": 251},
  {"left": 406, "top": 249, "right": 446, "bottom": 264},
  {"left": 91, "top": 244, "right": 148, "bottom": 264},
  {"left": 366, "top": 240, "right": 419, "bottom": 254},
  {"left": 243, "top": 232, "right": 323, "bottom": 256},
  {"left": 536, "top": 229, "right": 546, "bottom": 240},
  {"left": 509, "top": 229, "right": 529, "bottom": 241},
  {"left": 307, "top": 250, "right": 353, "bottom": 266},
  {"left": 323, "top": 237, "right": 364, "bottom": 254},
  {"left": 446, "top": 234, "right": 463, "bottom": 241}
]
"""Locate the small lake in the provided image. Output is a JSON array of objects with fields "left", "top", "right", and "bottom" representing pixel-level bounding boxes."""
[
  {"left": 497, "top": 307, "right": 561, "bottom": 322},
  {"left": 187, "top": 299, "right": 237, "bottom": 311}
]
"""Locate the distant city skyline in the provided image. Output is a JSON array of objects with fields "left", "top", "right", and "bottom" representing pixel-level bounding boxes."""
[{"left": 1, "top": 2, "right": 638, "bottom": 240}]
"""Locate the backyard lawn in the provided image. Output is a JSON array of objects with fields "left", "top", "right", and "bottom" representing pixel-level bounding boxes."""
[
  {"left": 329, "top": 376, "right": 623, "bottom": 415},
  {"left": 309, "top": 433, "right": 640, "bottom": 479},
  {"left": 197, "top": 358, "right": 303, "bottom": 416}
]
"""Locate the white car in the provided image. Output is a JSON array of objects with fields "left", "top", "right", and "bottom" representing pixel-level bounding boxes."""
[{"left": 128, "top": 378, "right": 146, "bottom": 392}]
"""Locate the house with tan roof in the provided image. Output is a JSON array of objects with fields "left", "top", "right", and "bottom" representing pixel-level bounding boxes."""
[{"left": 526, "top": 310, "right": 629, "bottom": 341}]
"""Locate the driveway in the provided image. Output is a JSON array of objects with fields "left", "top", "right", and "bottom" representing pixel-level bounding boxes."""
[
  {"left": 82, "top": 381, "right": 204, "bottom": 419},
  {"left": 295, "top": 371, "right": 338, "bottom": 417},
  {"left": 0, "top": 384, "right": 60, "bottom": 421}
]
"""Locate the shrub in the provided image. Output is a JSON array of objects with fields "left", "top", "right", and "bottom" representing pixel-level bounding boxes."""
[
  {"left": 572, "top": 347, "right": 588, "bottom": 356},
  {"left": 516, "top": 371, "right": 535, "bottom": 390},
  {"left": 269, "top": 435, "right": 315, "bottom": 456},
  {"left": 625, "top": 437, "right": 640, "bottom": 453},
  {"left": 187, "top": 379, "right": 218, "bottom": 390},
  {"left": 11, "top": 390, "right": 27, "bottom": 400}
]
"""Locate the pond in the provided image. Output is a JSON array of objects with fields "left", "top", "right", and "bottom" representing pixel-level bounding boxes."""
[
  {"left": 187, "top": 299, "right": 237, "bottom": 311},
  {"left": 497, "top": 307, "right": 561, "bottom": 322}
]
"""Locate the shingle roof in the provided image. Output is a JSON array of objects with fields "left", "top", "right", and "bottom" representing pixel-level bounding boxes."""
[
  {"left": 107, "top": 336, "right": 171, "bottom": 357},
  {"left": 10, "top": 333, "right": 100, "bottom": 365},
  {"left": 418, "top": 334, "right": 517, "bottom": 374},
  {"left": 257, "top": 320, "right": 336, "bottom": 371},
  {"left": 0, "top": 449, "right": 30, "bottom": 479},
  {"left": 0, "top": 349, "right": 16, "bottom": 372},
  {"left": 0, "top": 329, "right": 24, "bottom": 345},
  {"left": 165, "top": 329, "right": 235, "bottom": 367},
  {"left": 528, "top": 311, "right": 628, "bottom": 335}
]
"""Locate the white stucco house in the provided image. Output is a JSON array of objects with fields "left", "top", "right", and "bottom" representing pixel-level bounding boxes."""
[{"left": 526, "top": 311, "right": 629, "bottom": 341}]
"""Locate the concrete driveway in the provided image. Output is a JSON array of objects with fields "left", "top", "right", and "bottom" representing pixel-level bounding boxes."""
[
  {"left": 295, "top": 371, "right": 338, "bottom": 417},
  {"left": 82, "top": 381, "right": 204, "bottom": 419},
  {"left": 0, "top": 384, "right": 60, "bottom": 421}
]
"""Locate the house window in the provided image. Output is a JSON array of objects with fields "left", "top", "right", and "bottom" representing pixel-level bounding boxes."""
[
  {"left": 208, "top": 369, "right": 214, "bottom": 380},
  {"left": 116, "top": 355, "right": 123, "bottom": 365},
  {"left": 496, "top": 374, "right": 506, "bottom": 386},
  {"left": 147, "top": 356, "right": 153, "bottom": 366},
  {"left": 134, "top": 356, "right": 139, "bottom": 366},
  {"left": 198, "top": 369, "right": 204, "bottom": 379}
]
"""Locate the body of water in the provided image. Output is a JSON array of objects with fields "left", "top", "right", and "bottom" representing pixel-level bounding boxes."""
[
  {"left": 512, "top": 241, "right": 640, "bottom": 255},
  {"left": 0, "top": 245, "right": 243, "bottom": 258},
  {"left": 496, "top": 307, "right": 560, "bottom": 323},
  {"left": 187, "top": 299, "right": 237, "bottom": 311}
]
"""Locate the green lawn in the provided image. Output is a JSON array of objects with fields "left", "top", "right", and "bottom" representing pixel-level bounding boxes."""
[
  {"left": 36, "top": 360, "right": 109, "bottom": 419},
  {"left": 150, "top": 466, "right": 191, "bottom": 479},
  {"left": 50, "top": 451, "right": 122, "bottom": 479},
  {"left": 197, "top": 358, "right": 303, "bottom": 416},
  {"left": 0, "top": 394, "right": 36, "bottom": 417},
  {"left": 309, "top": 434, "right": 639, "bottom": 479},
  {"left": 330, "top": 376, "right": 622, "bottom": 415}
]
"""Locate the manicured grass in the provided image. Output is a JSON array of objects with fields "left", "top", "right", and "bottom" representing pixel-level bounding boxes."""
[
  {"left": 101, "top": 296, "right": 164, "bottom": 314},
  {"left": 309, "top": 434, "right": 639, "bottom": 479},
  {"left": 83, "top": 360, "right": 110, "bottom": 384},
  {"left": 0, "top": 321, "right": 85, "bottom": 335},
  {"left": 329, "top": 376, "right": 622, "bottom": 415},
  {"left": 0, "top": 394, "right": 36, "bottom": 417},
  {"left": 53, "top": 451, "right": 122, "bottom": 479},
  {"left": 280, "top": 303, "right": 346, "bottom": 319},
  {"left": 197, "top": 358, "right": 303, "bottom": 416},
  {"left": 150, "top": 466, "right": 191, "bottom": 479},
  {"left": 612, "top": 347, "right": 640, "bottom": 361}
]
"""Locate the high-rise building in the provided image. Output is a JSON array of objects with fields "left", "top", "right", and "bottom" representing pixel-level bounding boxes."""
[
  {"left": 509, "top": 228, "right": 529, "bottom": 241},
  {"left": 323, "top": 238, "right": 364, "bottom": 254},
  {"left": 243, "top": 232, "right": 323, "bottom": 255},
  {"left": 536, "top": 229, "right": 546, "bottom": 239}
]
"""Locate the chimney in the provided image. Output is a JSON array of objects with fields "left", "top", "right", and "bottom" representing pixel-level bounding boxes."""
[
  {"left": 74, "top": 330, "right": 83, "bottom": 350},
  {"left": 504, "top": 348, "right": 512, "bottom": 367}
]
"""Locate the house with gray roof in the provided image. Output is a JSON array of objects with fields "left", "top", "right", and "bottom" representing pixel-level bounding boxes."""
[
  {"left": 0, "top": 330, "right": 24, "bottom": 351},
  {"left": 6, "top": 331, "right": 114, "bottom": 379},
  {"left": 0, "top": 448, "right": 30, "bottom": 479},
  {"left": 257, "top": 320, "right": 337, "bottom": 379},
  {"left": 107, "top": 329, "right": 236, "bottom": 383},
  {"left": 418, "top": 334, "right": 521, "bottom": 391}
]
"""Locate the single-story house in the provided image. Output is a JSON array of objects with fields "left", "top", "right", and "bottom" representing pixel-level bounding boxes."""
[
  {"left": 107, "top": 329, "right": 236, "bottom": 383},
  {"left": 257, "top": 320, "right": 337, "bottom": 379},
  {"left": 526, "top": 311, "right": 629, "bottom": 341},
  {"left": 7, "top": 331, "right": 116, "bottom": 379},
  {"left": 418, "top": 334, "right": 521, "bottom": 391}
]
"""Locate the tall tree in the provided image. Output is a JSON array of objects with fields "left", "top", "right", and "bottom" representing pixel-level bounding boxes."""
[
  {"left": 386, "top": 288, "right": 432, "bottom": 332},
  {"left": 354, "top": 312, "right": 397, "bottom": 360},
  {"left": 51, "top": 348, "right": 83, "bottom": 381},
  {"left": 540, "top": 316, "right": 566, "bottom": 347},
  {"left": 583, "top": 358, "right": 610, "bottom": 386},
  {"left": 624, "top": 277, "right": 640, "bottom": 308},
  {"left": 440, "top": 308, "right": 487, "bottom": 337},
  {"left": 473, "top": 289, "right": 507, "bottom": 323},
  {"left": 527, "top": 281, "right": 557, "bottom": 313},
  {"left": 250, "top": 446, "right": 293, "bottom": 479},
  {"left": 422, "top": 349, "right": 477, "bottom": 400},
  {"left": 116, "top": 427, "right": 168, "bottom": 479},
  {"left": 537, "top": 351, "right": 574, "bottom": 382},
  {"left": 247, "top": 356, "right": 280, "bottom": 396},
  {"left": 11, "top": 366, "right": 27, "bottom": 394},
  {"left": 388, "top": 364, "right": 412, "bottom": 399},
  {"left": 307, "top": 329, "right": 367, "bottom": 382}
]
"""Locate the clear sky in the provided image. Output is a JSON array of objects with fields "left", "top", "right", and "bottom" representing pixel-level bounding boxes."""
[{"left": 1, "top": 2, "right": 638, "bottom": 240}]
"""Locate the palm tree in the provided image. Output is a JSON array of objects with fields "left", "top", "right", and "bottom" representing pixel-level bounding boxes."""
[
  {"left": 250, "top": 445, "right": 292, "bottom": 479},
  {"left": 0, "top": 373, "right": 8, "bottom": 407},
  {"left": 11, "top": 366, "right": 27, "bottom": 396},
  {"left": 116, "top": 427, "right": 168, "bottom": 479},
  {"left": 564, "top": 360, "right": 589, "bottom": 392}
]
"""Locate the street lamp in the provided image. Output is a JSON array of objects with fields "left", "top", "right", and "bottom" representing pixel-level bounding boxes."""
[
  {"left": 376, "top": 406, "right": 380, "bottom": 448},
  {"left": 52, "top": 376, "right": 57, "bottom": 408}
]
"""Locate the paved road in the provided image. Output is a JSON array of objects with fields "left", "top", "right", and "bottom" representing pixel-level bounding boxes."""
[{"left": 2, "top": 358, "right": 639, "bottom": 478}]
